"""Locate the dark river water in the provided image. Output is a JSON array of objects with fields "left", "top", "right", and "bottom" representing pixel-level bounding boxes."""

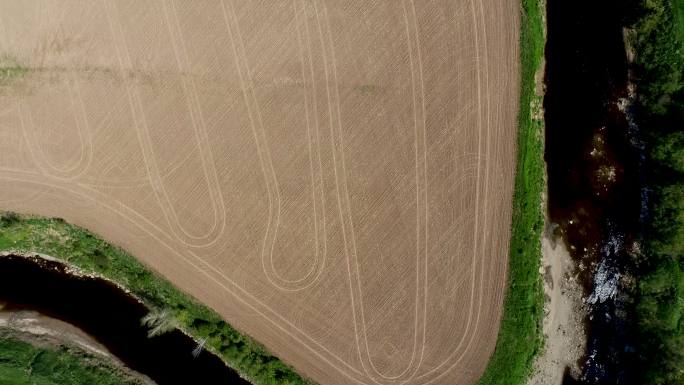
[
  {"left": 0, "top": 255, "right": 248, "bottom": 385},
  {"left": 544, "top": 0, "right": 643, "bottom": 383}
]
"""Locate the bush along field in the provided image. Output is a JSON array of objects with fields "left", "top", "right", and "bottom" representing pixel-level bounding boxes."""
[
  {"left": 0, "top": 213, "right": 312, "bottom": 385},
  {"left": 629, "top": 0, "right": 684, "bottom": 383},
  {"left": 475, "top": 0, "right": 545, "bottom": 384}
]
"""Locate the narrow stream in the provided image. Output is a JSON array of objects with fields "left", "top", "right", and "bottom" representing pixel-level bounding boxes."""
[
  {"left": 0, "top": 255, "right": 249, "bottom": 385},
  {"left": 544, "top": 0, "right": 643, "bottom": 383}
]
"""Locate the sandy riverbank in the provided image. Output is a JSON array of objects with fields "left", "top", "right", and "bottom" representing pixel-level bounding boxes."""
[{"left": 527, "top": 230, "right": 587, "bottom": 385}]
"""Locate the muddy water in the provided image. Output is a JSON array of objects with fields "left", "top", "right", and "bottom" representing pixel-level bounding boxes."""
[
  {"left": 544, "top": 0, "right": 642, "bottom": 383},
  {"left": 0, "top": 255, "right": 249, "bottom": 385}
]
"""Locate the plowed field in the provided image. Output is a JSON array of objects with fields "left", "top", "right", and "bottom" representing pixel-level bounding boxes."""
[{"left": 0, "top": 1, "right": 519, "bottom": 384}]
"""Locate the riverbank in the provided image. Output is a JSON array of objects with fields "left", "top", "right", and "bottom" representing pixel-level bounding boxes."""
[
  {"left": 0, "top": 213, "right": 310, "bottom": 385},
  {"left": 0, "top": 329, "right": 146, "bottom": 385},
  {"left": 1, "top": 307, "right": 121, "bottom": 363},
  {"left": 0, "top": 306, "right": 155, "bottom": 384},
  {"left": 524, "top": 2, "right": 588, "bottom": 382},
  {"left": 475, "top": 0, "right": 546, "bottom": 383},
  {"left": 527, "top": 233, "right": 586, "bottom": 385}
]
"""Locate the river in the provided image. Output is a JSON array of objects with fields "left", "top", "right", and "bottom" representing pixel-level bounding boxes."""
[{"left": 544, "top": 0, "right": 643, "bottom": 383}]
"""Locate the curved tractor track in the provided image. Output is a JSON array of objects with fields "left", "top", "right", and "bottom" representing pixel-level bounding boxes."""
[{"left": 0, "top": 1, "right": 519, "bottom": 384}]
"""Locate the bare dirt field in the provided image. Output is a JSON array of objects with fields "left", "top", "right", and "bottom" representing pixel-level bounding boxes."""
[{"left": 0, "top": 1, "right": 519, "bottom": 384}]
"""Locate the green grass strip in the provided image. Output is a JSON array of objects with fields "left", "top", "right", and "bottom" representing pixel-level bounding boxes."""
[
  {"left": 0, "top": 213, "right": 312, "bottom": 385},
  {"left": 475, "top": 0, "right": 546, "bottom": 383}
]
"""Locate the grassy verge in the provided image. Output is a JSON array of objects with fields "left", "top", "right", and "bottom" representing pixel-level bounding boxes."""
[
  {"left": 475, "top": 0, "right": 546, "bottom": 384},
  {"left": 0, "top": 331, "right": 139, "bottom": 385},
  {"left": 628, "top": 0, "right": 684, "bottom": 383},
  {"left": 0, "top": 213, "right": 311, "bottom": 385}
]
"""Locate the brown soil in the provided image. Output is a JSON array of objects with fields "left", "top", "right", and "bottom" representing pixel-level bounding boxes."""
[{"left": 0, "top": 1, "right": 520, "bottom": 384}]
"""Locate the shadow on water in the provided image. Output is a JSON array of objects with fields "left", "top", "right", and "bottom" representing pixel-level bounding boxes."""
[
  {"left": 0, "top": 255, "right": 249, "bottom": 385},
  {"left": 545, "top": 0, "right": 643, "bottom": 383}
]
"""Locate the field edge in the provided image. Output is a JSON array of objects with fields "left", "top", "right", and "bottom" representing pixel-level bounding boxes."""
[{"left": 475, "top": 0, "right": 546, "bottom": 383}]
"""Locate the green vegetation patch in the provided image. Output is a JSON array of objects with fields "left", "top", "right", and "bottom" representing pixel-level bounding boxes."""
[
  {"left": 0, "top": 213, "right": 312, "bottom": 385},
  {"left": 629, "top": 0, "right": 684, "bottom": 383},
  {"left": 0, "top": 56, "right": 27, "bottom": 85},
  {"left": 0, "top": 331, "right": 138, "bottom": 385},
  {"left": 476, "top": 0, "right": 546, "bottom": 384}
]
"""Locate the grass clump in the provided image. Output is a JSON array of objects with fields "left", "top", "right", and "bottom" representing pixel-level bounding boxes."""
[
  {"left": 140, "top": 308, "right": 179, "bottom": 338},
  {"left": 476, "top": 0, "right": 546, "bottom": 384},
  {"left": 0, "top": 215, "right": 312, "bottom": 385},
  {"left": 0, "top": 211, "right": 19, "bottom": 227}
]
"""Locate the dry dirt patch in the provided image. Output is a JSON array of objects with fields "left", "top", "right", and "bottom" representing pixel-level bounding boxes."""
[{"left": 0, "top": 1, "right": 519, "bottom": 384}]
